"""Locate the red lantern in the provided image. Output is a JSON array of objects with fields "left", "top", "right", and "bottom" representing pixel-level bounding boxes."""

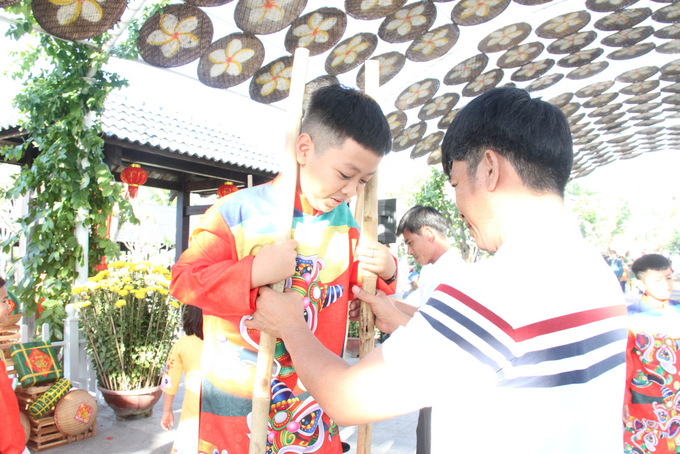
[
  {"left": 120, "top": 163, "right": 148, "bottom": 199},
  {"left": 217, "top": 181, "right": 238, "bottom": 198}
]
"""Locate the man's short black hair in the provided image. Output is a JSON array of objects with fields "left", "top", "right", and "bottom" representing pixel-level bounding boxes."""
[
  {"left": 631, "top": 254, "right": 672, "bottom": 278},
  {"left": 397, "top": 205, "right": 451, "bottom": 238},
  {"left": 441, "top": 87, "right": 573, "bottom": 196},
  {"left": 301, "top": 84, "right": 392, "bottom": 156}
]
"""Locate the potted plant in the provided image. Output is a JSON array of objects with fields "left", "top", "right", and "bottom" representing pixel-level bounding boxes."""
[{"left": 72, "top": 261, "right": 181, "bottom": 419}]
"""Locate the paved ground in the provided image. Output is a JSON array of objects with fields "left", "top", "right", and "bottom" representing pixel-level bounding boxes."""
[{"left": 43, "top": 357, "right": 418, "bottom": 454}]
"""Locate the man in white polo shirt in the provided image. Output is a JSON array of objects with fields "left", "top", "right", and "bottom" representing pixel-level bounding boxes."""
[{"left": 248, "top": 87, "right": 627, "bottom": 453}]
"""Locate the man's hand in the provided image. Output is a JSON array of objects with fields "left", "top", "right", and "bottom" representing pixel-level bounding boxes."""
[
  {"left": 356, "top": 240, "right": 396, "bottom": 281},
  {"left": 251, "top": 239, "right": 298, "bottom": 288},
  {"left": 350, "top": 286, "right": 411, "bottom": 334},
  {"left": 246, "top": 287, "right": 307, "bottom": 339}
]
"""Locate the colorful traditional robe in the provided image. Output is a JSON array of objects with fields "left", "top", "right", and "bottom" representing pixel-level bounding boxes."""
[
  {"left": 624, "top": 295, "right": 680, "bottom": 454},
  {"left": 170, "top": 179, "right": 395, "bottom": 454}
]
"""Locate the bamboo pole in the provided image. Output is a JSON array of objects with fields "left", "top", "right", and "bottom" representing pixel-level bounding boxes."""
[
  {"left": 249, "top": 47, "right": 309, "bottom": 454},
  {"left": 356, "top": 58, "right": 380, "bottom": 454}
]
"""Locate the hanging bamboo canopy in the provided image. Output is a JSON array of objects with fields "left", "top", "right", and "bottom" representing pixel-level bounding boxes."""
[{"left": 6, "top": 0, "right": 680, "bottom": 180}]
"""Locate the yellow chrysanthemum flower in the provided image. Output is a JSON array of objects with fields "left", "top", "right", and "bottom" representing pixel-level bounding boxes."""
[{"left": 115, "top": 300, "right": 126, "bottom": 308}]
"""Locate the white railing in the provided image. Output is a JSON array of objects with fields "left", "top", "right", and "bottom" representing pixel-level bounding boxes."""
[{"left": 24, "top": 304, "right": 98, "bottom": 393}]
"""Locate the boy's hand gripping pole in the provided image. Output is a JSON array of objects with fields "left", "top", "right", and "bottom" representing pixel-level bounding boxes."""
[
  {"left": 356, "top": 59, "right": 380, "bottom": 454},
  {"left": 249, "top": 47, "right": 309, "bottom": 454}
]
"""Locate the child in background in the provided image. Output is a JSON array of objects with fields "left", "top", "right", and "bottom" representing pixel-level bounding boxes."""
[
  {"left": 0, "top": 276, "right": 30, "bottom": 454},
  {"left": 624, "top": 254, "right": 680, "bottom": 453},
  {"left": 160, "top": 304, "right": 204, "bottom": 454}
]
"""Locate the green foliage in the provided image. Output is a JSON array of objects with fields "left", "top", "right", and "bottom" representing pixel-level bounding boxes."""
[
  {"left": 408, "top": 167, "right": 480, "bottom": 262},
  {"left": 73, "top": 262, "right": 180, "bottom": 390},
  {"left": 1, "top": 21, "right": 135, "bottom": 339},
  {"left": 565, "top": 181, "right": 631, "bottom": 250},
  {"left": 666, "top": 229, "right": 680, "bottom": 256}
]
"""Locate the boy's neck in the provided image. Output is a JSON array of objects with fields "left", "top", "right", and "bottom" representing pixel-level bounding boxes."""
[{"left": 643, "top": 293, "right": 669, "bottom": 309}]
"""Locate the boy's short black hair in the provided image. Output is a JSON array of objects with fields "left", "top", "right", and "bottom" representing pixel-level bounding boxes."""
[
  {"left": 0, "top": 277, "right": 4, "bottom": 288},
  {"left": 441, "top": 87, "right": 573, "bottom": 197},
  {"left": 183, "top": 304, "right": 204, "bottom": 340},
  {"left": 631, "top": 254, "right": 672, "bottom": 278},
  {"left": 397, "top": 205, "right": 451, "bottom": 238},
  {"left": 301, "top": 84, "right": 392, "bottom": 156}
]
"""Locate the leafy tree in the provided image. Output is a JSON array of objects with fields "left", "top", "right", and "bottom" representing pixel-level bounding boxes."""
[
  {"left": 565, "top": 181, "right": 631, "bottom": 251},
  {"left": 1, "top": 8, "right": 135, "bottom": 338},
  {"left": 408, "top": 167, "right": 481, "bottom": 262}
]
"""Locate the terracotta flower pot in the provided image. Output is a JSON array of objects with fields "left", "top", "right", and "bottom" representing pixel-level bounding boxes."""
[{"left": 98, "top": 385, "right": 162, "bottom": 420}]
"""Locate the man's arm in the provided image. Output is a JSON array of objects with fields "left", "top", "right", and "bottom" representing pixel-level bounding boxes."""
[{"left": 245, "top": 287, "right": 422, "bottom": 426}]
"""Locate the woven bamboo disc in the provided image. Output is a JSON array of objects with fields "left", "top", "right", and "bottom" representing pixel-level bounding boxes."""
[
  {"left": 417, "top": 93, "right": 459, "bottom": 121},
  {"left": 344, "top": 0, "right": 406, "bottom": 20},
  {"left": 31, "top": 0, "right": 126, "bottom": 41},
  {"left": 0, "top": 0, "right": 21, "bottom": 9},
  {"left": 556, "top": 48, "right": 603, "bottom": 68},
  {"left": 653, "top": 2, "right": 680, "bottom": 24},
  {"left": 535, "top": 10, "right": 590, "bottom": 39},
  {"left": 385, "top": 110, "right": 407, "bottom": 139},
  {"left": 437, "top": 107, "right": 460, "bottom": 130},
  {"left": 547, "top": 31, "right": 597, "bottom": 55},
  {"left": 461, "top": 68, "right": 503, "bottom": 97},
  {"left": 607, "top": 42, "right": 655, "bottom": 60},
  {"left": 444, "top": 53, "right": 489, "bottom": 85},
  {"left": 451, "top": 0, "right": 511, "bottom": 26},
  {"left": 234, "top": 0, "right": 306, "bottom": 35},
  {"left": 411, "top": 132, "right": 444, "bottom": 159},
  {"left": 394, "top": 78, "right": 439, "bottom": 110},
  {"left": 392, "top": 121, "right": 426, "bottom": 151},
  {"left": 566, "top": 60, "right": 609, "bottom": 80},
  {"left": 137, "top": 4, "right": 213, "bottom": 68},
  {"left": 524, "top": 73, "right": 564, "bottom": 93},
  {"left": 510, "top": 58, "right": 554, "bottom": 82},
  {"left": 378, "top": 1, "right": 436, "bottom": 44},
  {"left": 617, "top": 65, "right": 658, "bottom": 83},
  {"left": 478, "top": 22, "right": 531, "bottom": 54},
  {"left": 54, "top": 389, "right": 97, "bottom": 436},
  {"left": 249, "top": 55, "right": 295, "bottom": 104},
  {"left": 601, "top": 26, "right": 653, "bottom": 48},
  {"left": 197, "top": 33, "right": 264, "bottom": 89},
  {"left": 547, "top": 92, "right": 574, "bottom": 108},
  {"left": 585, "top": 0, "right": 639, "bottom": 13},
  {"left": 284, "top": 7, "right": 347, "bottom": 57},
  {"left": 594, "top": 7, "right": 651, "bottom": 32},
  {"left": 325, "top": 33, "right": 378, "bottom": 76},
  {"left": 406, "top": 24, "right": 459, "bottom": 63},
  {"left": 496, "top": 41, "right": 544, "bottom": 68},
  {"left": 356, "top": 52, "right": 405, "bottom": 89}
]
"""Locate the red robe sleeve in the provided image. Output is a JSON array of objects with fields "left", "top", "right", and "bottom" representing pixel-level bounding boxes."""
[
  {"left": 170, "top": 204, "right": 258, "bottom": 317},
  {"left": 0, "top": 360, "right": 26, "bottom": 454}
]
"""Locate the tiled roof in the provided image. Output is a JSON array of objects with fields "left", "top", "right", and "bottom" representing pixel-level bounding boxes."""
[
  {"left": 0, "top": 90, "right": 280, "bottom": 174},
  {"left": 101, "top": 91, "right": 279, "bottom": 173}
]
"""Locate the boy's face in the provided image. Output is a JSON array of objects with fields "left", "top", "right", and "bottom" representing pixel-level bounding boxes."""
[
  {"left": 297, "top": 135, "right": 381, "bottom": 213},
  {"left": 0, "top": 286, "right": 8, "bottom": 324},
  {"left": 641, "top": 268, "right": 674, "bottom": 302}
]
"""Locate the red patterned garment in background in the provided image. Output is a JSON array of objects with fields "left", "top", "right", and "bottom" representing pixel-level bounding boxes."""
[{"left": 624, "top": 295, "right": 680, "bottom": 454}]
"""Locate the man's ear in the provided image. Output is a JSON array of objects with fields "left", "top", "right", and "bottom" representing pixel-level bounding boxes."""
[
  {"left": 422, "top": 226, "right": 435, "bottom": 242},
  {"left": 481, "top": 149, "right": 501, "bottom": 191},
  {"left": 296, "top": 133, "right": 313, "bottom": 165}
]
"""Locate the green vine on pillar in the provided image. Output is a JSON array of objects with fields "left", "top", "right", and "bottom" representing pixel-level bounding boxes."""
[{"left": 1, "top": 8, "right": 136, "bottom": 339}]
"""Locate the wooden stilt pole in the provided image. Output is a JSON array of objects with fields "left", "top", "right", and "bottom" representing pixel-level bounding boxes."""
[
  {"left": 356, "top": 58, "right": 381, "bottom": 454},
  {"left": 249, "top": 47, "right": 309, "bottom": 454}
]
